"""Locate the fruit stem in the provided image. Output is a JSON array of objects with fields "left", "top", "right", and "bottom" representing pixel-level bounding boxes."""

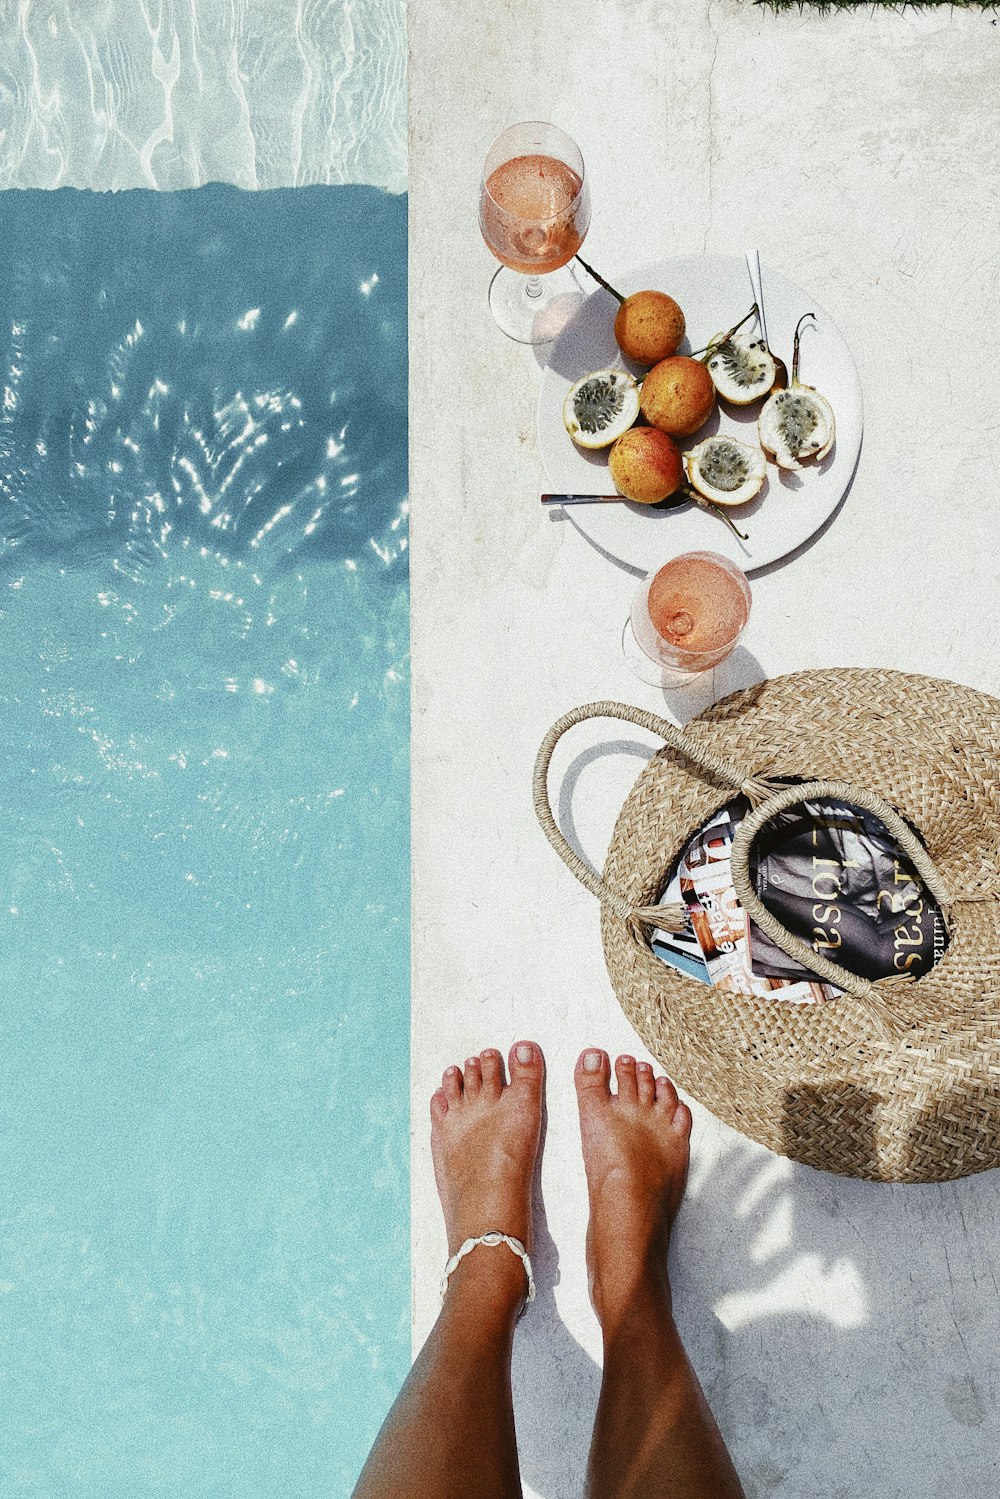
[
  {"left": 792, "top": 312, "right": 815, "bottom": 386},
  {"left": 706, "top": 502, "right": 749, "bottom": 542},
  {"left": 690, "top": 303, "right": 759, "bottom": 359},
  {"left": 683, "top": 487, "right": 749, "bottom": 541},
  {"left": 574, "top": 255, "right": 625, "bottom": 305}
]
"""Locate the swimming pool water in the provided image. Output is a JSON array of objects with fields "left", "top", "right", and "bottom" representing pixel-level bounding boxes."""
[
  {"left": 0, "top": 0, "right": 406, "bottom": 195},
  {"left": 0, "top": 183, "right": 408, "bottom": 1495}
]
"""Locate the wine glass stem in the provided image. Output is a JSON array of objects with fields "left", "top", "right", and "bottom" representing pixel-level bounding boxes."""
[{"left": 525, "top": 276, "right": 543, "bottom": 300}]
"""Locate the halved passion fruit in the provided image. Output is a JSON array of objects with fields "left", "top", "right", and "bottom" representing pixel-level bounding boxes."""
[
  {"left": 757, "top": 313, "right": 836, "bottom": 470},
  {"left": 758, "top": 386, "right": 835, "bottom": 469},
  {"left": 705, "top": 328, "right": 777, "bottom": 405},
  {"left": 683, "top": 436, "right": 766, "bottom": 507},
  {"left": 562, "top": 368, "right": 640, "bottom": 450}
]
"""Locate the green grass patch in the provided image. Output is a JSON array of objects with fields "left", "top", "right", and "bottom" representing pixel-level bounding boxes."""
[{"left": 757, "top": 1, "right": 997, "bottom": 10}]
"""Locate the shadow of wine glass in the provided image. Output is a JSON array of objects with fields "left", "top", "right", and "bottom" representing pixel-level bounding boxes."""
[
  {"left": 654, "top": 645, "right": 769, "bottom": 722},
  {"left": 530, "top": 291, "right": 589, "bottom": 367}
]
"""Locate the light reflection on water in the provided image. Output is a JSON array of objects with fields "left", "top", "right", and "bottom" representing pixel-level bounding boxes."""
[
  {"left": 0, "top": 0, "right": 406, "bottom": 194},
  {"left": 0, "top": 183, "right": 409, "bottom": 1495}
]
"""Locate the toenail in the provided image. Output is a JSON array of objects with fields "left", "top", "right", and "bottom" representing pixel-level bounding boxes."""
[
  {"left": 637, "top": 1061, "right": 651, "bottom": 1072},
  {"left": 516, "top": 1043, "right": 533, "bottom": 1064},
  {"left": 583, "top": 1051, "right": 603, "bottom": 1073},
  {"left": 465, "top": 1058, "right": 477, "bottom": 1068},
  {"left": 618, "top": 1055, "right": 634, "bottom": 1066},
  {"left": 446, "top": 1066, "right": 459, "bottom": 1076}
]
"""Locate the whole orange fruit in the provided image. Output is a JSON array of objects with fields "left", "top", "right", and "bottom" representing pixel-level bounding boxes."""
[
  {"left": 639, "top": 356, "right": 716, "bottom": 436},
  {"left": 608, "top": 427, "right": 684, "bottom": 505},
  {"left": 614, "top": 290, "right": 685, "bottom": 365}
]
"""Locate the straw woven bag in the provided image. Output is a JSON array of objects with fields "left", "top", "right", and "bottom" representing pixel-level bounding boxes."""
[{"left": 534, "top": 669, "right": 1000, "bottom": 1183}]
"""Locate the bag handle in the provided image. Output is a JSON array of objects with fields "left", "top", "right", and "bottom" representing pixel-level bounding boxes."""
[
  {"left": 532, "top": 701, "right": 755, "bottom": 923},
  {"left": 729, "top": 780, "right": 952, "bottom": 1001},
  {"left": 533, "top": 701, "right": 954, "bottom": 1038}
]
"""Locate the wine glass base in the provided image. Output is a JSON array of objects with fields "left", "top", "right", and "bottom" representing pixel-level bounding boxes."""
[
  {"left": 621, "top": 617, "right": 706, "bottom": 689},
  {"left": 488, "top": 264, "right": 585, "bottom": 344}
]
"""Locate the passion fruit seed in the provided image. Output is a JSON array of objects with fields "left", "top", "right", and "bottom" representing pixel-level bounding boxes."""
[
  {"left": 695, "top": 305, "right": 782, "bottom": 405},
  {"left": 574, "top": 375, "right": 627, "bottom": 434},
  {"left": 696, "top": 438, "right": 751, "bottom": 492},
  {"left": 757, "top": 313, "right": 835, "bottom": 470},
  {"left": 689, "top": 304, "right": 758, "bottom": 358},
  {"left": 562, "top": 368, "right": 640, "bottom": 450},
  {"left": 684, "top": 437, "right": 765, "bottom": 518},
  {"left": 709, "top": 336, "right": 772, "bottom": 393},
  {"left": 771, "top": 391, "right": 819, "bottom": 451}
]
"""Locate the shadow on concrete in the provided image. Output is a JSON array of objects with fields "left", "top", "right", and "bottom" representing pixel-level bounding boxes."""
[
  {"left": 555, "top": 738, "right": 655, "bottom": 884},
  {"left": 508, "top": 1073, "right": 1000, "bottom": 1499},
  {"left": 555, "top": 508, "right": 648, "bottom": 579},
  {"left": 747, "top": 436, "right": 862, "bottom": 582},
  {"left": 511, "top": 1183, "right": 601, "bottom": 1499},
  {"left": 550, "top": 660, "right": 771, "bottom": 894},
  {"left": 521, "top": 696, "right": 1000, "bottom": 1496}
]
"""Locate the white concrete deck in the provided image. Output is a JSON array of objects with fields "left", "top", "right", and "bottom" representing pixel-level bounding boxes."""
[{"left": 409, "top": 4, "right": 1000, "bottom": 1495}]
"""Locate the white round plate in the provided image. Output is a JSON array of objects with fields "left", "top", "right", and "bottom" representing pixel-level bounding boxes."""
[{"left": 537, "top": 256, "right": 863, "bottom": 573}]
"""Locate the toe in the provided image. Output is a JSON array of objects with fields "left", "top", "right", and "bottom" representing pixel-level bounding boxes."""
[
  {"left": 672, "top": 1100, "right": 693, "bottom": 1137},
  {"left": 575, "top": 1048, "right": 611, "bottom": 1101},
  {"left": 442, "top": 1064, "right": 463, "bottom": 1103},
  {"left": 463, "top": 1056, "right": 482, "bottom": 1097},
  {"left": 480, "top": 1048, "right": 506, "bottom": 1100},
  {"left": 615, "top": 1054, "right": 638, "bottom": 1103},
  {"left": 655, "top": 1074, "right": 679, "bottom": 1113},
  {"left": 636, "top": 1060, "right": 656, "bottom": 1106},
  {"left": 430, "top": 1087, "right": 448, "bottom": 1122},
  {"left": 508, "top": 1039, "right": 545, "bottom": 1093}
]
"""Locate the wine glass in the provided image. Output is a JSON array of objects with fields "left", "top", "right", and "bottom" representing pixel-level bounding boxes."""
[
  {"left": 479, "top": 122, "right": 592, "bottom": 344},
  {"left": 624, "top": 552, "right": 752, "bottom": 687}
]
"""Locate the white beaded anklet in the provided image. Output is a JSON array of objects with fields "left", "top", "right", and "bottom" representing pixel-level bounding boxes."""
[{"left": 440, "top": 1231, "right": 536, "bottom": 1303}]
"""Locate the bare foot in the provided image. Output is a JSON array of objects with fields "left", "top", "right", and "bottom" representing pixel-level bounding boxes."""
[
  {"left": 574, "top": 1048, "right": 691, "bottom": 1334},
  {"left": 430, "top": 1041, "right": 545, "bottom": 1307}
]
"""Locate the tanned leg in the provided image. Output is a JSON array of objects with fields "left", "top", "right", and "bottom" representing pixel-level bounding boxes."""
[
  {"left": 576, "top": 1050, "right": 746, "bottom": 1499},
  {"left": 351, "top": 1041, "right": 545, "bottom": 1499}
]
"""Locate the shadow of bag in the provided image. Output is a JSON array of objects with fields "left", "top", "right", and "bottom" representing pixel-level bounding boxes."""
[{"left": 534, "top": 668, "right": 1000, "bottom": 1183}]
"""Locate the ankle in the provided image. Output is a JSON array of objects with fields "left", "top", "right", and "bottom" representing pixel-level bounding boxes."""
[
  {"left": 442, "top": 1238, "right": 532, "bottom": 1320},
  {"left": 591, "top": 1253, "right": 673, "bottom": 1342}
]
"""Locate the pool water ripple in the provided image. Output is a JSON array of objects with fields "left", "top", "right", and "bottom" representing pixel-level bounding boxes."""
[
  {"left": 0, "top": 1, "right": 406, "bottom": 194},
  {"left": 0, "top": 182, "right": 409, "bottom": 1494}
]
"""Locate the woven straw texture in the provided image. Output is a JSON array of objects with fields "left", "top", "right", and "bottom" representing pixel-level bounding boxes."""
[{"left": 546, "top": 669, "right": 1000, "bottom": 1183}]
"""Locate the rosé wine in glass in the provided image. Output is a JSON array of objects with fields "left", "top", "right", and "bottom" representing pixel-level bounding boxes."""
[
  {"left": 479, "top": 122, "right": 591, "bottom": 344},
  {"left": 480, "top": 153, "right": 586, "bottom": 275},
  {"left": 629, "top": 552, "right": 751, "bottom": 682}
]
